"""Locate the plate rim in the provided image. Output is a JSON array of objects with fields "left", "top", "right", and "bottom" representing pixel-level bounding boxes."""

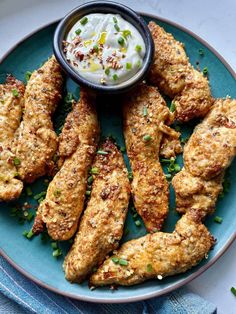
[{"left": 0, "top": 12, "right": 236, "bottom": 304}]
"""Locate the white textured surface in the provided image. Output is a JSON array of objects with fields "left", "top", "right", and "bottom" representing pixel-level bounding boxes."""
[{"left": 0, "top": 1, "right": 235, "bottom": 313}]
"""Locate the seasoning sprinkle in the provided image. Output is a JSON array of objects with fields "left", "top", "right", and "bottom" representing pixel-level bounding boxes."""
[
  {"left": 54, "top": 189, "right": 61, "bottom": 197},
  {"left": 85, "top": 190, "right": 91, "bottom": 196},
  {"left": 231, "top": 287, "right": 236, "bottom": 296},
  {"left": 25, "top": 186, "right": 32, "bottom": 196},
  {"left": 112, "top": 257, "right": 119, "bottom": 264},
  {"left": 203, "top": 67, "right": 208, "bottom": 75},
  {"left": 118, "top": 37, "right": 125, "bottom": 46},
  {"left": 113, "top": 17, "right": 118, "bottom": 24},
  {"left": 128, "top": 171, "right": 133, "bottom": 181},
  {"left": 114, "top": 24, "right": 120, "bottom": 32},
  {"left": 120, "top": 146, "right": 126, "bottom": 153},
  {"left": 135, "top": 220, "right": 141, "bottom": 227},
  {"left": 126, "top": 62, "right": 132, "bottom": 70},
  {"left": 52, "top": 248, "right": 62, "bottom": 258},
  {"left": 105, "top": 68, "right": 110, "bottom": 75},
  {"left": 113, "top": 74, "right": 118, "bottom": 81},
  {"left": 123, "top": 30, "right": 131, "bottom": 38},
  {"left": 87, "top": 176, "right": 94, "bottom": 184},
  {"left": 119, "top": 258, "right": 128, "bottom": 266},
  {"left": 25, "top": 71, "right": 32, "bottom": 82},
  {"left": 198, "top": 48, "right": 204, "bottom": 56}
]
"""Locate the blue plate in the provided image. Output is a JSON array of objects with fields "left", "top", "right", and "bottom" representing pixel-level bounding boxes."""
[{"left": 0, "top": 14, "right": 236, "bottom": 303}]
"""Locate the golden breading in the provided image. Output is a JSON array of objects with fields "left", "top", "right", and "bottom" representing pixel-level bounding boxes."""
[
  {"left": 90, "top": 211, "right": 214, "bottom": 286},
  {"left": 32, "top": 90, "right": 99, "bottom": 240},
  {"left": 64, "top": 139, "right": 130, "bottom": 283},
  {"left": 148, "top": 22, "right": 213, "bottom": 122},
  {"left": 0, "top": 76, "right": 24, "bottom": 201},
  {"left": 173, "top": 69, "right": 213, "bottom": 122},
  {"left": 123, "top": 84, "right": 180, "bottom": 232},
  {"left": 184, "top": 98, "right": 236, "bottom": 180},
  {"left": 172, "top": 168, "right": 223, "bottom": 215},
  {"left": 172, "top": 98, "right": 236, "bottom": 216},
  {"left": 12, "top": 56, "right": 63, "bottom": 183},
  {"left": 148, "top": 21, "right": 190, "bottom": 97}
]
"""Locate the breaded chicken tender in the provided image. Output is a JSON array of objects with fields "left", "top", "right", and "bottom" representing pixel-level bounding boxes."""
[
  {"left": 32, "top": 90, "right": 99, "bottom": 240},
  {"left": 123, "top": 84, "right": 180, "bottom": 232},
  {"left": 184, "top": 98, "right": 236, "bottom": 180},
  {"left": 12, "top": 56, "right": 63, "bottom": 183},
  {"left": 0, "top": 76, "right": 24, "bottom": 201},
  {"left": 172, "top": 168, "right": 223, "bottom": 215},
  {"left": 148, "top": 22, "right": 213, "bottom": 122},
  {"left": 172, "top": 98, "right": 236, "bottom": 215},
  {"left": 90, "top": 211, "right": 214, "bottom": 286},
  {"left": 64, "top": 139, "right": 130, "bottom": 283}
]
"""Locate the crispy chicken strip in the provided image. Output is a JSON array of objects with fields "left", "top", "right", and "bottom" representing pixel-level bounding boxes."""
[
  {"left": 12, "top": 56, "right": 63, "bottom": 183},
  {"left": 123, "top": 84, "right": 179, "bottom": 232},
  {"left": 172, "top": 168, "right": 223, "bottom": 215},
  {"left": 90, "top": 211, "right": 214, "bottom": 286},
  {"left": 184, "top": 98, "right": 236, "bottom": 180},
  {"left": 148, "top": 22, "right": 213, "bottom": 122},
  {"left": 172, "top": 98, "right": 236, "bottom": 215},
  {"left": 64, "top": 139, "right": 130, "bottom": 283},
  {"left": 0, "top": 76, "right": 24, "bottom": 201},
  {"left": 32, "top": 90, "right": 99, "bottom": 240}
]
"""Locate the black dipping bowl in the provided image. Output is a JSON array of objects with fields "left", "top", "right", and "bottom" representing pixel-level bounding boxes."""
[{"left": 53, "top": 1, "right": 154, "bottom": 94}]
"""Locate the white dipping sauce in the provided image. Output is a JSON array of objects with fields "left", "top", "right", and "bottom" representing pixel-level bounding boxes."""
[{"left": 64, "top": 13, "right": 146, "bottom": 85}]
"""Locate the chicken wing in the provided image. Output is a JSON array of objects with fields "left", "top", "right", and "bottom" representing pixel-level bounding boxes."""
[
  {"left": 64, "top": 139, "right": 130, "bottom": 283},
  {"left": 0, "top": 76, "right": 24, "bottom": 201},
  {"left": 32, "top": 90, "right": 99, "bottom": 240},
  {"left": 148, "top": 22, "right": 213, "bottom": 122},
  {"left": 12, "top": 56, "right": 63, "bottom": 183},
  {"left": 90, "top": 210, "right": 214, "bottom": 286},
  {"left": 172, "top": 98, "right": 236, "bottom": 215},
  {"left": 123, "top": 84, "right": 179, "bottom": 232}
]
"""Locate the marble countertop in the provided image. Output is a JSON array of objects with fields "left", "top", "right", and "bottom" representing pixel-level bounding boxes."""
[{"left": 0, "top": 1, "right": 235, "bottom": 313}]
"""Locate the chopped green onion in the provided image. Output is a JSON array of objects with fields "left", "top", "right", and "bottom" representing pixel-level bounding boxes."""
[
  {"left": 120, "top": 146, "right": 126, "bottom": 153},
  {"left": 132, "top": 212, "right": 138, "bottom": 218},
  {"left": 113, "top": 17, "right": 118, "bottom": 24},
  {"left": 114, "top": 24, "right": 120, "bottom": 32},
  {"left": 174, "top": 164, "right": 181, "bottom": 172},
  {"left": 12, "top": 89, "right": 19, "bottom": 97},
  {"left": 203, "top": 67, "right": 208, "bottom": 75},
  {"left": 126, "top": 62, "right": 132, "bottom": 70},
  {"left": 80, "top": 16, "right": 88, "bottom": 25},
  {"left": 128, "top": 171, "right": 133, "bottom": 181},
  {"left": 53, "top": 189, "right": 61, "bottom": 197},
  {"left": 105, "top": 68, "right": 110, "bottom": 75},
  {"left": 143, "top": 134, "right": 151, "bottom": 142},
  {"left": 231, "top": 287, "right": 236, "bottom": 296},
  {"left": 118, "top": 37, "right": 125, "bottom": 46},
  {"left": 175, "top": 125, "right": 181, "bottom": 132},
  {"left": 167, "top": 163, "right": 176, "bottom": 173},
  {"left": 119, "top": 259, "right": 128, "bottom": 266},
  {"left": 85, "top": 190, "right": 91, "bottom": 196},
  {"left": 51, "top": 242, "right": 58, "bottom": 249},
  {"left": 91, "top": 167, "right": 99, "bottom": 175},
  {"left": 123, "top": 30, "right": 131, "bottom": 38},
  {"left": 26, "top": 229, "right": 34, "bottom": 239},
  {"left": 87, "top": 185, "right": 92, "bottom": 191},
  {"left": 34, "top": 191, "right": 46, "bottom": 200},
  {"left": 25, "top": 71, "right": 32, "bottom": 82},
  {"left": 214, "top": 216, "right": 223, "bottom": 224},
  {"left": 165, "top": 173, "right": 172, "bottom": 179},
  {"left": 198, "top": 48, "right": 204, "bottom": 56},
  {"left": 143, "top": 106, "right": 148, "bottom": 116},
  {"left": 161, "top": 158, "right": 171, "bottom": 164},
  {"left": 52, "top": 248, "right": 62, "bottom": 257},
  {"left": 135, "top": 45, "right": 142, "bottom": 53},
  {"left": 170, "top": 102, "right": 176, "bottom": 112},
  {"left": 147, "top": 264, "right": 153, "bottom": 272},
  {"left": 113, "top": 74, "right": 118, "bottom": 81},
  {"left": 87, "top": 176, "right": 94, "bottom": 184},
  {"left": 25, "top": 186, "right": 32, "bottom": 196},
  {"left": 135, "top": 220, "right": 141, "bottom": 227},
  {"left": 93, "top": 44, "right": 99, "bottom": 53},
  {"left": 97, "top": 150, "right": 108, "bottom": 155},
  {"left": 22, "top": 230, "right": 28, "bottom": 237},
  {"left": 38, "top": 197, "right": 44, "bottom": 203},
  {"left": 13, "top": 157, "right": 21, "bottom": 166},
  {"left": 136, "top": 60, "right": 141, "bottom": 68},
  {"left": 26, "top": 212, "right": 34, "bottom": 222},
  {"left": 75, "top": 28, "right": 81, "bottom": 35},
  {"left": 112, "top": 257, "right": 119, "bottom": 264}
]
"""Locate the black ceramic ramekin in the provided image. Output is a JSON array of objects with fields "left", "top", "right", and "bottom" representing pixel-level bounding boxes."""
[{"left": 53, "top": 1, "right": 154, "bottom": 94}]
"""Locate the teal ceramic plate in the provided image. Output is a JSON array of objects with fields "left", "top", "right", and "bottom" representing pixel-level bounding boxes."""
[{"left": 0, "top": 14, "right": 236, "bottom": 303}]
